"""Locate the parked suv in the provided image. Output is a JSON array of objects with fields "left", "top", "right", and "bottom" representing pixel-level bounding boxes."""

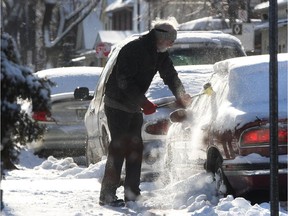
[
  {"left": 82, "top": 31, "right": 246, "bottom": 179},
  {"left": 169, "top": 31, "right": 245, "bottom": 66}
]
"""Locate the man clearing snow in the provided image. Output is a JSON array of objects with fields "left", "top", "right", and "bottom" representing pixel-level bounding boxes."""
[{"left": 99, "top": 18, "right": 192, "bottom": 207}]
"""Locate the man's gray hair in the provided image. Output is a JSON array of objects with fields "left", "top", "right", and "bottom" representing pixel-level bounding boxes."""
[{"left": 151, "top": 17, "right": 178, "bottom": 41}]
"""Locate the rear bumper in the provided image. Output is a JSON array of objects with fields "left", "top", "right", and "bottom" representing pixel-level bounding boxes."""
[
  {"left": 33, "top": 147, "right": 86, "bottom": 158},
  {"left": 223, "top": 161, "right": 288, "bottom": 197},
  {"left": 28, "top": 124, "right": 87, "bottom": 158}
]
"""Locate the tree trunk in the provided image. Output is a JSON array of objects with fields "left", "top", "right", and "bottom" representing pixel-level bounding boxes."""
[{"left": 35, "top": 0, "right": 46, "bottom": 71}]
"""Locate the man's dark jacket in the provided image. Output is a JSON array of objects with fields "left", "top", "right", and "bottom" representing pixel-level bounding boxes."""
[{"left": 104, "top": 29, "right": 186, "bottom": 113}]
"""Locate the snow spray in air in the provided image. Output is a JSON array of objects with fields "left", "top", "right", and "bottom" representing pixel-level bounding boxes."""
[{"left": 164, "top": 89, "right": 218, "bottom": 183}]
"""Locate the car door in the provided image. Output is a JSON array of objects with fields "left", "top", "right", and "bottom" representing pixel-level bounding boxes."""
[{"left": 85, "top": 47, "right": 119, "bottom": 160}]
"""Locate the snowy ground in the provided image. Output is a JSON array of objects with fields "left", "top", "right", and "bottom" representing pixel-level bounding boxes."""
[{"left": 1, "top": 148, "right": 287, "bottom": 216}]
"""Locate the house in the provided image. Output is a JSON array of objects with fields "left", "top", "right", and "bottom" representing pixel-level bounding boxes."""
[
  {"left": 76, "top": 0, "right": 271, "bottom": 66},
  {"left": 254, "top": 0, "right": 288, "bottom": 54},
  {"left": 90, "top": 0, "right": 210, "bottom": 65},
  {"left": 73, "top": 0, "right": 147, "bottom": 66}
]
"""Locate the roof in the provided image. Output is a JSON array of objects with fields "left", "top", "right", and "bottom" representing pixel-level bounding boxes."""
[
  {"left": 179, "top": 16, "right": 230, "bottom": 31},
  {"left": 95, "top": 30, "right": 136, "bottom": 46},
  {"left": 254, "top": 0, "right": 288, "bottom": 11},
  {"left": 105, "top": 0, "right": 133, "bottom": 13}
]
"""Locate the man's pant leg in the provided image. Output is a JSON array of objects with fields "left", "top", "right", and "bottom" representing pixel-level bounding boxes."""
[
  {"left": 100, "top": 106, "right": 131, "bottom": 202},
  {"left": 124, "top": 112, "right": 144, "bottom": 201}
]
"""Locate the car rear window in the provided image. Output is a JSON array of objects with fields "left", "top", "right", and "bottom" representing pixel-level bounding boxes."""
[{"left": 169, "top": 45, "right": 244, "bottom": 66}]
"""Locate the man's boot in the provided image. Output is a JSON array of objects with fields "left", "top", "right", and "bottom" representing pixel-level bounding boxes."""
[{"left": 99, "top": 195, "right": 125, "bottom": 207}]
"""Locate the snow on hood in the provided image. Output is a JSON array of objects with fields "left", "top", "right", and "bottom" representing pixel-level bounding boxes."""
[
  {"left": 211, "top": 53, "right": 288, "bottom": 131},
  {"left": 147, "top": 65, "right": 214, "bottom": 100}
]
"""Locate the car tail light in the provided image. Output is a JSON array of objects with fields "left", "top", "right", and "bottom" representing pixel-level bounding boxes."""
[
  {"left": 145, "top": 119, "right": 171, "bottom": 135},
  {"left": 241, "top": 127, "right": 287, "bottom": 146},
  {"left": 32, "top": 111, "right": 53, "bottom": 122}
]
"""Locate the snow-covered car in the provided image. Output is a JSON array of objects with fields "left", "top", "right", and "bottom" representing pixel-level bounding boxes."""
[
  {"left": 83, "top": 31, "right": 246, "bottom": 178},
  {"left": 28, "top": 67, "right": 102, "bottom": 161},
  {"left": 165, "top": 54, "right": 288, "bottom": 199}
]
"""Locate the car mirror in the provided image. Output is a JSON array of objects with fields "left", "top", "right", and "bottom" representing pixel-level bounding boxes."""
[
  {"left": 169, "top": 108, "right": 188, "bottom": 123},
  {"left": 74, "top": 87, "right": 90, "bottom": 100}
]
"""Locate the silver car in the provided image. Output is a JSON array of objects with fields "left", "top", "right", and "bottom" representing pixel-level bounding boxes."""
[
  {"left": 83, "top": 31, "right": 246, "bottom": 178},
  {"left": 28, "top": 67, "right": 102, "bottom": 162}
]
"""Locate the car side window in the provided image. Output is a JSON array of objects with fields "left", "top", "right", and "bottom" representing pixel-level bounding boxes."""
[{"left": 93, "top": 49, "right": 119, "bottom": 101}]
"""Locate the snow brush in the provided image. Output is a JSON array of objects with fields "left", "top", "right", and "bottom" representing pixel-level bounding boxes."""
[{"left": 157, "top": 82, "right": 214, "bottom": 108}]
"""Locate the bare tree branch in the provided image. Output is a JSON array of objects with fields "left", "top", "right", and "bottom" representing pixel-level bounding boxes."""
[{"left": 43, "top": 0, "right": 101, "bottom": 48}]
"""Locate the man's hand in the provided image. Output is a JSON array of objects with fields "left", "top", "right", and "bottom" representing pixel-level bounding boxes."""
[
  {"left": 177, "top": 93, "right": 193, "bottom": 108},
  {"left": 140, "top": 99, "right": 157, "bottom": 115}
]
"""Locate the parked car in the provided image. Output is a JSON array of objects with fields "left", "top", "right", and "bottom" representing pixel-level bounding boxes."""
[
  {"left": 178, "top": 16, "right": 262, "bottom": 56},
  {"left": 28, "top": 67, "right": 102, "bottom": 162},
  {"left": 168, "top": 31, "right": 245, "bottom": 66},
  {"left": 82, "top": 31, "right": 246, "bottom": 178},
  {"left": 165, "top": 54, "right": 287, "bottom": 198}
]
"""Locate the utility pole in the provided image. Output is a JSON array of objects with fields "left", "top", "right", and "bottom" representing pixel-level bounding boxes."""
[{"left": 269, "top": 0, "right": 279, "bottom": 215}]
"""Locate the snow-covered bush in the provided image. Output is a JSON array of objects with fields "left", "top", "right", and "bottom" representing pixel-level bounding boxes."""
[{"left": 1, "top": 32, "right": 52, "bottom": 171}]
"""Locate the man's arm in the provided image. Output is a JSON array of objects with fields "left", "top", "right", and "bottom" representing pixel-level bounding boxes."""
[
  {"left": 158, "top": 54, "right": 186, "bottom": 98},
  {"left": 158, "top": 54, "right": 192, "bottom": 107}
]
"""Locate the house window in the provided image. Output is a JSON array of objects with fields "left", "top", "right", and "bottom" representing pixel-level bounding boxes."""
[{"left": 112, "top": 9, "right": 132, "bottom": 30}]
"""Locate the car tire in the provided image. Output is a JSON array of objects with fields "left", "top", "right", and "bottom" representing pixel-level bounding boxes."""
[{"left": 213, "top": 157, "right": 234, "bottom": 197}]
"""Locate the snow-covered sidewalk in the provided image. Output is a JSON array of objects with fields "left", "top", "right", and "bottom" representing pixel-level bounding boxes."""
[{"left": 1, "top": 149, "right": 287, "bottom": 216}]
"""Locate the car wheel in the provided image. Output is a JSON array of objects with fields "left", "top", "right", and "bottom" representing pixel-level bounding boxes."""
[
  {"left": 85, "top": 136, "right": 102, "bottom": 166},
  {"left": 213, "top": 157, "right": 233, "bottom": 197}
]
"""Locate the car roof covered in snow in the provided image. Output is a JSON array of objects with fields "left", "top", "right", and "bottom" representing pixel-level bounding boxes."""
[
  {"left": 215, "top": 53, "right": 287, "bottom": 105},
  {"left": 174, "top": 31, "right": 243, "bottom": 47},
  {"left": 209, "top": 53, "right": 288, "bottom": 130},
  {"left": 35, "top": 66, "right": 102, "bottom": 95}
]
